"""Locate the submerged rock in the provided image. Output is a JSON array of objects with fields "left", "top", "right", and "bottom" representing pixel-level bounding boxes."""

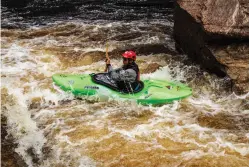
[{"left": 174, "top": 0, "right": 249, "bottom": 94}]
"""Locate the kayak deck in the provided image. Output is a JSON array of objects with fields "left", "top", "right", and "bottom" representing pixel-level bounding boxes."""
[{"left": 52, "top": 74, "right": 192, "bottom": 105}]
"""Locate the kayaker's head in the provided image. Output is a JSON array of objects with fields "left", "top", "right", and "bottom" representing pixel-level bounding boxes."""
[{"left": 122, "top": 51, "right": 136, "bottom": 65}]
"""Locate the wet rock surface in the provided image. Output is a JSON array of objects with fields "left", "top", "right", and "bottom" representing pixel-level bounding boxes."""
[
  {"left": 176, "top": 0, "right": 249, "bottom": 38},
  {"left": 174, "top": 0, "right": 249, "bottom": 94},
  {"left": 212, "top": 43, "right": 249, "bottom": 93}
]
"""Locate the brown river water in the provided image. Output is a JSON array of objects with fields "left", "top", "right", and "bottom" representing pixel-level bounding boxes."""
[{"left": 1, "top": 5, "right": 249, "bottom": 167}]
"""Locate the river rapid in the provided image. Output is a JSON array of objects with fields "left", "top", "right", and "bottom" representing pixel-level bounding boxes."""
[{"left": 1, "top": 2, "right": 249, "bottom": 167}]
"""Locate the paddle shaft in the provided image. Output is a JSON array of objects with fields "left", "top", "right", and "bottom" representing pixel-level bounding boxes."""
[
  {"left": 105, "top": 43, "right": 109, "bottom": 72},
  {"left": 106, "top": 43, "right": 109, "bottom": 60}
]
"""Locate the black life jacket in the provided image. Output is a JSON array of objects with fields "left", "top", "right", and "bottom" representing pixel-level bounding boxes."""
[
  {"left": 123, "top": 62, "right": 140, "bottom": 81},
  {"left": 117, "top": 62, "right": 141, "bottom": 93}
]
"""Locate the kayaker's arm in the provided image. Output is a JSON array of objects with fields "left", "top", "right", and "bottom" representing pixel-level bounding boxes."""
[
  {"left": 106, "top": 63, "right": 114, "bottom": 72},
  {"left": 105, "top": 59, "right": 111, "bottom": 72}
]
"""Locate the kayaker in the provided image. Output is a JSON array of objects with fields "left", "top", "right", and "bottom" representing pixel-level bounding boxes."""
[{"left": 105, "top": 51, "right": 141, "bottom": 93}]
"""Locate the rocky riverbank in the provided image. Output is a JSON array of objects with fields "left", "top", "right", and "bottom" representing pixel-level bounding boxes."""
[{"left": 174, "top": 0, "right": 249, "bottom": 94}]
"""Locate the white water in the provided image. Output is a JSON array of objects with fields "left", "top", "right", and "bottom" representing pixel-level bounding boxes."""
[{"left": 1, "top": 21, "right": 249, "bottom": 167}]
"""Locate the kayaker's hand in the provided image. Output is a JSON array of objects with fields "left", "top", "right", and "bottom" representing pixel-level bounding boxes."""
[{"left": 106, "top": 58, "right": 110, "bottom": 65}]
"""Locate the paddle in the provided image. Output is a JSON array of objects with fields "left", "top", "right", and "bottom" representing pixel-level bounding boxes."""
[{"left": 104, "top": 43, "right": 110, "bottom": 72}]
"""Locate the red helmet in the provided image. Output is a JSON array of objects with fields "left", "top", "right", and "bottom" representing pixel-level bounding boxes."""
[{"left": 122, "top": 51, "right": 136, "bottom": 60}]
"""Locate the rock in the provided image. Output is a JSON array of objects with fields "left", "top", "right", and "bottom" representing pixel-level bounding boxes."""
[
  {"left": 176, "top": 0, "right": 249, "bottom": 38},
  {"left": 174, "top": 0, "right": 249, "bottom": 94},
  {"left": 212, "top": 43, "right": 249, "bottom": 92}
]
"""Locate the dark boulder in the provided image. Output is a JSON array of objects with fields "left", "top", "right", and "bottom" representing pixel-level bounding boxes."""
[{"left": 174, "top": 0, "right": 249, "bottom": 94}]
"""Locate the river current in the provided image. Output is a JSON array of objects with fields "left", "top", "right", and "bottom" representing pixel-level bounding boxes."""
[{"left": 1, "top": 2, "right": 249, "bottom": 167}]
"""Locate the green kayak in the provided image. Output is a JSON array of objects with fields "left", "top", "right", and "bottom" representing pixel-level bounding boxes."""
[{"left": 52, "top": 73, "right": 192, "bottom": 105}]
